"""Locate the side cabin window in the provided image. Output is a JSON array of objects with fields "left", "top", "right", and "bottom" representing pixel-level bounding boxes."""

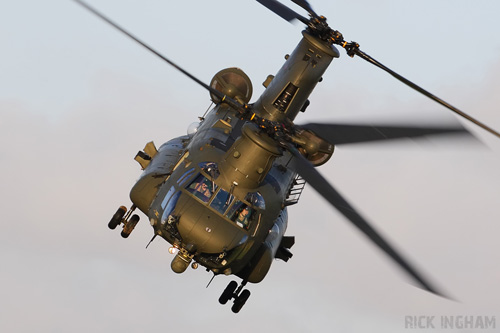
[
  {"left": 245, "top": 192, "right": 265, "bottom": 210},
  {"left": 161, "top": 190, "right": 181, "bottom": 224},
  {"left": 186, "top": 174, "right": 217, "bottom": 203}
]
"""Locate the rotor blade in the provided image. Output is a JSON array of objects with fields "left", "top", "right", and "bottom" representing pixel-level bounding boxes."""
[
  {"left": 298, "top": 122, "right": 472, "bottom": 145},
  {"left": 256, "top": 0, "right": 308, "bottom": 24},
  {"left": 73, "top": 0, "right": 245, "bottom": 112},
  {"left": 285, "top": 143, "right": 447, "bottom": 297},
  {"left": 351, "top": 48, "right": 500, "bottom": 139},
  {"left": 291, "top": 0, "right": 318, "bottom": 18}
]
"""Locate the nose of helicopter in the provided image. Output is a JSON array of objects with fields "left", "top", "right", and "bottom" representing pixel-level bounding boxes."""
[{"left": 175, "top": 195, "right": 247, "bottom": 254}]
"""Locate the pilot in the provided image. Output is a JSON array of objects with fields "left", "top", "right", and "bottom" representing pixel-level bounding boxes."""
[
  {"left": 194, "top": 181, "right": 212, "bottom": 202},
  {"left": 235, "top": 206, "right": 251, "bottom": 229}
]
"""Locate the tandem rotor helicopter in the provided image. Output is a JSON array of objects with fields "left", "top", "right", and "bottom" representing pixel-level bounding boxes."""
[{"left": 75, "top": 0, "right": 500, "bottom": 313}]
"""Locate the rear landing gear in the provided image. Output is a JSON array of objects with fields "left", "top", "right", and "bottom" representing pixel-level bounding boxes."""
[
  {"left": 232, "top": 289, "right": 251, "bottom": 314},
  {"left": 108, "top": 205, "right": 140, "bottom": 238},
  {"left": 219, "top": 280, "right": 251, "bottom": 313},
  {"left": 219, "top": 281, "right": 238, "bottom": 305}
]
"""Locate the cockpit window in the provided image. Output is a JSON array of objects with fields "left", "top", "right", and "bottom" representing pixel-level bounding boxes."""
[
  {"left": 162, "top": 191, "right": 181, "bottom": 223},
  {"left": 245, "top": 192, "right": 265, "bottom": 210},
  {"left": 199, "top": 162, "right": 219, "bottom": 179},
  {"left": 226, "top": 200, "right": 255, "bottom": 230},
  {"left": 210, "top": 188, "right": 235, "bottom": 215},
  {"left": 184, "top": 166, "right": 260, "bottom": 231},
  {"left": 186, "top": 174, "right": 217, "bottom": 203}
]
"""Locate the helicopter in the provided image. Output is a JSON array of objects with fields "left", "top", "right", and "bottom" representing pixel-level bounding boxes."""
[{"left": 74, "top": 0, "right": 500, "bottom": 313}]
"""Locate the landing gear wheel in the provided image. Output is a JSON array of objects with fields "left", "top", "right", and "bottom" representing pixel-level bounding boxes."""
[
  {"left": 231, "top": 289, "right": 251, "bottom": 314},
  {"left": 121, "top": 214, "right": 140, "bottom": 238},
  {"left": 219, "top": 281, "right": 238, "bottom": 305},
  {"left": 108, "top": 206, "right": 127, "bottom": 230}
]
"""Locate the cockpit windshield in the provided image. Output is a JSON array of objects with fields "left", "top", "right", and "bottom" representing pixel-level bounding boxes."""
[
  {"left": 210, "top": 188, "right": 235, "bottom": 215},
  {"left": 183, "top": 162, "right": 264, "bottom": 231},
  {"left": 186, "top": 174, "right": 217, "bottom": 203}
]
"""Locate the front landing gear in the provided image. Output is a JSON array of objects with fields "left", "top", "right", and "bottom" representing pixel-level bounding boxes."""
[
  {"left": 219, "top": 280, "right": 251, "bottom": 313},
  {"left": 108, "top": 205, "right": 140, "bottom": 238}
]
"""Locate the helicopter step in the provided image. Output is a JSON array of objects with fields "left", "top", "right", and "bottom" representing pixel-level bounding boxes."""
[
  {"left": 284, "top": 175, "right": 306, "bottom": 206},
  {"left": 107, "top": 205, "right": 140, "bottom": 238},
  {"left": 219, "top": 280, "right": 251, "bottom": 314}
]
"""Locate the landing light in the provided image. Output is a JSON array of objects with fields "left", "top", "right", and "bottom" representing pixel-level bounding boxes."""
[{"left": 168, "top": 247, "right": 178, "bottom": 255}]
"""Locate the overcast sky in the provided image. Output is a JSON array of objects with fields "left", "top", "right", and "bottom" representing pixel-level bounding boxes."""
[{"left": 1, "top": 0, "right": 499, "bottom": 332}]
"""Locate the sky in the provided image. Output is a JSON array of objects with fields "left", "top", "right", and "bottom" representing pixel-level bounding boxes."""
[{"left": 1, "top": 0, "right": 500, "bottom": 332}]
